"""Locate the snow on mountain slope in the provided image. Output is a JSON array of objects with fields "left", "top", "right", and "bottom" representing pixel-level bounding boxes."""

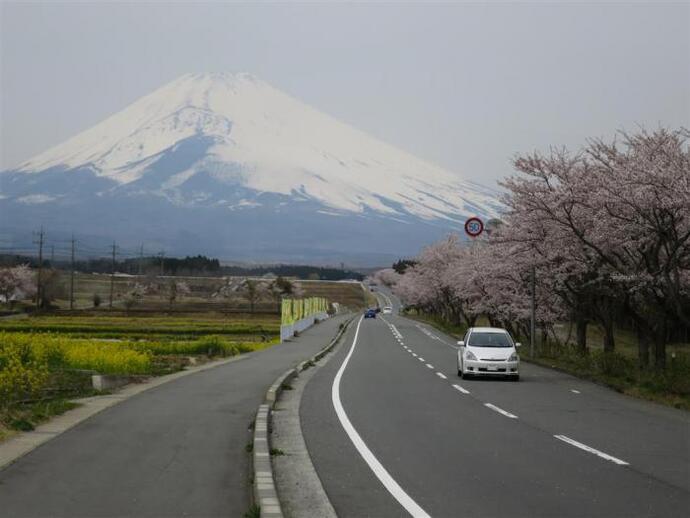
[{"left": 12, "top": 72, "right": 501, "bottom": 221}]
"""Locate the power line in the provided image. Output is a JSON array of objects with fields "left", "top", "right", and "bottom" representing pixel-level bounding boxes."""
[
  {"left": 109, "top": 241, "right": 117, "bottom": 309},
  {"left": 70, "top": 235, "right": 76, "bottom": 310}
]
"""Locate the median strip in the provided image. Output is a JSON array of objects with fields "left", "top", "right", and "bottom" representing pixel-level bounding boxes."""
[
  {"left": 554, "top": 435, "right": 629, "bottom": 466},
  {"left": 484, "top": 403, "right": 518, "bottom": 419},
  {"left": 251, "top": 315, "right": 353, "bottom": 518}
]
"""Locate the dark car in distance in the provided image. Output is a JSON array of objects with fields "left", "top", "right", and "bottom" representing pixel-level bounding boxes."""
[{"left": 364, "top": 309, "right": 377, "bottom": 319}]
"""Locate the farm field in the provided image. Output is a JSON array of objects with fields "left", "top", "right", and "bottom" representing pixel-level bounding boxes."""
[
  {"left": 44, "top": 273, "right": 373, "bottom": 312},
  {"left": 0, "top": 313, "right": 280, "bottom": 341},
  {"left": 296, "top": 280, "right": 376, "bottom": 309}
]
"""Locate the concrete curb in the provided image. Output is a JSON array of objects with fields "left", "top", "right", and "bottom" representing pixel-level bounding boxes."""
[
  {"left": 0, "top": 353, "right": 250, "bottom": 471},
  {"left": 252, "top": 315, "right": 354, "bottom": 518}
]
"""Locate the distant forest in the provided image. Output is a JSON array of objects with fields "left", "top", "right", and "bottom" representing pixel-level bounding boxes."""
[{"left": 0, "top": 253, "right": 364, "bottom": 281}]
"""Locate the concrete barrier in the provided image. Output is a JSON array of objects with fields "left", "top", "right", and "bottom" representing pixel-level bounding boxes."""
[{"left": 91, "top": 374, "right": 147, "bottom": 391}]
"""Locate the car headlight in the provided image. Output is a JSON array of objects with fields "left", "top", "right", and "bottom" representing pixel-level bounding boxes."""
[
  {"left": 465, "top": 350, "right": 478, "bottom": 361},
  {"left": 508, "top": 352, "right": 519, "bottom": 362}
]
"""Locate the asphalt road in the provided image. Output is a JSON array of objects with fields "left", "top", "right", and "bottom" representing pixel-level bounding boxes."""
[
  {"left": 0, "top": 313, "right": 349, "bottom": 518},
  {"left": 301, "top": 293, "right": 690, "bottom": 517}
]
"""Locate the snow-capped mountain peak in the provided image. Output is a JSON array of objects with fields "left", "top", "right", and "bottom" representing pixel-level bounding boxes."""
[{"left": 12, "top": 72, "right": 500, "bottom": 221}]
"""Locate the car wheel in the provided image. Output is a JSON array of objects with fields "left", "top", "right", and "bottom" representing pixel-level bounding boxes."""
[
  {"left": 461, "top": 370, "right": 470, "bottom": 380},
  {"left": 511, "top": 374, "right": 520, "bottom": 382}
]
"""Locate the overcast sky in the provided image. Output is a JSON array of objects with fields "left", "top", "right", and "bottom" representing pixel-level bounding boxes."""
[{"left": 1, "top": 1, "right": 688, "bottom": 188}]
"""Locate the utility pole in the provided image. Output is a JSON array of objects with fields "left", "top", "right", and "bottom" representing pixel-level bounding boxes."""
[
  {"left": 34, "top": 227, "right": 45, "bottom": 309},
  {"left": 109, "top": 241, "right": 117, "bottom": 308},
  {"left": 69, "top": 235, "right": 76, "bottom": 310},
  {"left": 530, "top": 264, "right": 536, "bottom": 357}
]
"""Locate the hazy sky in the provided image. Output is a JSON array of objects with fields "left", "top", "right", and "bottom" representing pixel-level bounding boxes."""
[{"left": 1, "top": 1, "right": 688, "bottom": 188}]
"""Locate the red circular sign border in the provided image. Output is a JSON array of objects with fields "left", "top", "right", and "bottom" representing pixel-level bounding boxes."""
[{"left": 464, "top": 217, "right": 484, "bottom": 237}]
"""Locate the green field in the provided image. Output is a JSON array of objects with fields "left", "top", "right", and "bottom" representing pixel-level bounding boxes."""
[{"left": 0, "top": 313, "right": 279, "bottom": 341}]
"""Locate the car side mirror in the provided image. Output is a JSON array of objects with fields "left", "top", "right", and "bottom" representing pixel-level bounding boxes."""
[
  {"left": 457, "top": 341, "right": 464, "bottom": 346},
  {"left": 515, "top": 342, "right": 522, "bottom": 348}
]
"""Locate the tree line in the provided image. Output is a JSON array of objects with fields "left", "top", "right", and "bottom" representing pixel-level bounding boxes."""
[{"left": 0, "top": 253, "right": 364, "bottom": 281}]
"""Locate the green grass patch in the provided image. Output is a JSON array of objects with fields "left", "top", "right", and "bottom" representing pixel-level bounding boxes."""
[
  {"left": 1, "top": 399, "right": 79, "bottom": 437},
  {"left": 522, "top": 348, "right": 690, "bottom": 410}
]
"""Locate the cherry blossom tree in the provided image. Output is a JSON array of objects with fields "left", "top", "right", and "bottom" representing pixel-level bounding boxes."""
[
  {"left": 0, "top": 265, "right": 36, "bottom": 305},
  {"left": 392, "top": 127, "right": 688, "bottom": 370}
]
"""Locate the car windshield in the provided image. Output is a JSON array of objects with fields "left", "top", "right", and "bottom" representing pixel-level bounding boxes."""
[{"left": 468, "top": 332, "right": 512, "bottom": 347}]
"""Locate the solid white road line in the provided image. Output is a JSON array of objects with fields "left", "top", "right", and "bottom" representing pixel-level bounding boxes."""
[
  {"left": 554, "top": 435, "right": 629, "bottom": 466},
  {"left": 436, "top": 372, "right": 447, "bottom": 380},
  {"left": 570, "top": 389, "right": 581, "bottom": 394},
  {"left": 332, "top": 316, "right": 431, "bottom": 518},
  {"left": 426, "top": 364, "right": 434, "bottom": 369},
  {"left": 452, "top": 384, "right": 470, "bottom": 394},
  {"left": 484, "top": 403, "right": 518, "bottom": 419}
]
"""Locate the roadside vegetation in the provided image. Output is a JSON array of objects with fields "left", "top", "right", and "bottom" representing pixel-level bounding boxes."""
[{"left": 376, "top": 128, "right": 690, "bottom": 410}]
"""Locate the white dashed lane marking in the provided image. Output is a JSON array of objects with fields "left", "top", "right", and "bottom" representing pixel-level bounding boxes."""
[
  {"left": 426, "top": 364, "right": 434, "bottom": 369},
  {"left": 436, "top": 372, "right": 447, "bottom": 380},
  {"left": 570, "top": 389, "right": 581, "bottom": 394},
  {"left": 452, "top": 384, "right": 470, "bottom": 394},
  {"left": 554, "top": 435, "right": 629, "bottom": 466},
  {"left": 484, "top": 403, "right": 518, "bottom": 419}
]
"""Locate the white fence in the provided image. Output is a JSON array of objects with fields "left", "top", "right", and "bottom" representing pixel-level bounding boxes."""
[{"left": 280, "top": 311, "right": 329, "bottom": 342}]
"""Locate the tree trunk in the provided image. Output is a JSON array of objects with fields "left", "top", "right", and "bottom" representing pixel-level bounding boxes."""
[
  {"left": 576, "top": 318, "right": 588, "bottom": 354},
  {"left": 636, "top": 327, "right": 650, "bottom": 369},
  {"left": 653, "top": 323, "right": 666, "bottom": 371},
  {"left": 602, "top": 318, "right": 615, "bottom": 354},
  {"left": 540, "top": 327, "right": 548, "bottom": 352}
]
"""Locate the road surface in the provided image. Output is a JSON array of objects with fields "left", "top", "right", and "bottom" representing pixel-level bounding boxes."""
[
  {"left": 301, "top": 292, "right": 689, "bottom": 517},
  {"left": 0, "top": 313, "right": 349, "bottom": 518}
]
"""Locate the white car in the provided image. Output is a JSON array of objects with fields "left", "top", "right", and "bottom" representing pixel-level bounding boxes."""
[
  {"left": 382, "top": 306, "right": 393, "bottom": 314},
  {"left": 457, "top": 327, "right": 520, "bottom": 381}
]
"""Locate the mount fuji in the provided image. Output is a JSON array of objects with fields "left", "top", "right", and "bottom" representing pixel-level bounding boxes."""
[{"left": 0, "top": 72, "right": 502, "bottom": 264}]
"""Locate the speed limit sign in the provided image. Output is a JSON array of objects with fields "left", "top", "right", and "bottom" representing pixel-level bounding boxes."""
[{"left": 464, "top": 217, "right": 484, "bottom": 238}]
